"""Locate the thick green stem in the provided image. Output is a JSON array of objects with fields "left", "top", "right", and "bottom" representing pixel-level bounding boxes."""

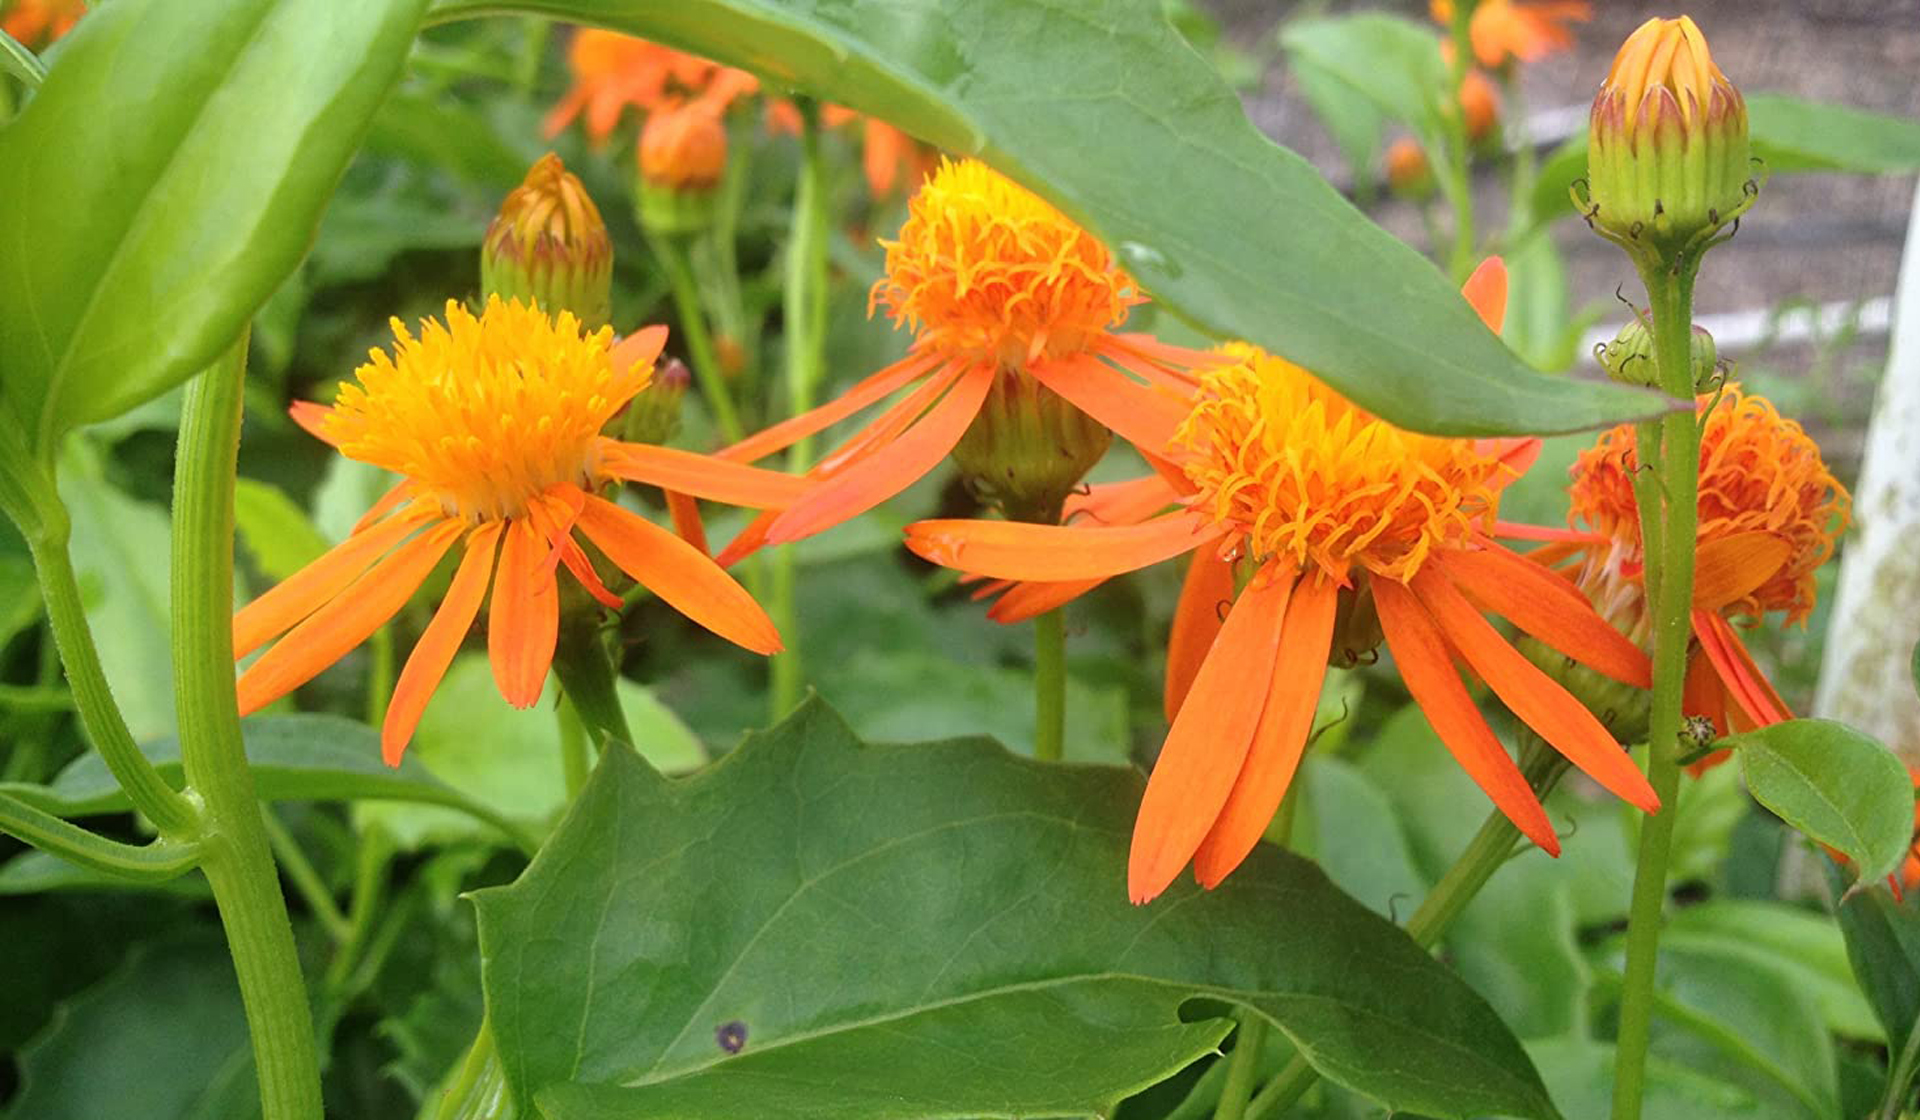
[
  {"left": 656, "top": 233, "right": 745, "bottom": 443},
  {"left": 173, "top": 336, "right": 324, "bottom": 1120},
  {"left": 1213, "top": 1013, "right": 1269, "bottom": 1120},
  {"left": 770, "top": 100, "right": 831, "bottom": 723},
  {"left": 260, "top": 809, "right": 350, "bottom": 943},
  {"left": 1610, "top": 262, "right": 1701, "bottom": 1120},
  {"left": 0, "top": 412, "right": 198, "bottom": 835},
  {"left": 1033, "top": 609, "right": 1067, "bottom": 762}
]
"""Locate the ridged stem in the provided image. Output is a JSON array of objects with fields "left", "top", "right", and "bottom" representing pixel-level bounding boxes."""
[{"left": 1032, "top": 609, "right": 1067, "bottom": 762}]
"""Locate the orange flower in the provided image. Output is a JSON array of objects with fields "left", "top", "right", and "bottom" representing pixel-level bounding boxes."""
[
  {"left": 2, "top": 0, "right": 84, "bottom": 48},
  {"left": 713, "top": 157, "right": 1209, "bottom": 563},
  {"left": 907, "top": 260, "right": 1659, "bottom": 902},
  {"left": 639, "top": 102, "right": 729, "bottom": 190},
  {"left": 235, "top": 298, "right": 804, "bottom": 763},
  {"left": 1556, "top": 386, "right": 1849, "bottom": 742},
  {"left": 1460, "top": 69, "right": 1500, "bottom": 142},
  {"left": 543, "top": 28, "right": 758, "bottom": 147},
  {"left": 1432, "top": 0, "right": 1590, "bottom": 68}
]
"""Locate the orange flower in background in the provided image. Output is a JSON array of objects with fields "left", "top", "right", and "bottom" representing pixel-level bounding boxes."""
[
  {"left": 544, "top": 28, "right": 758, "bottom": 147},
  {"left": 1555, "top": 386, "right": 1849, "bottom": 742},
  {"left": 1, "top": 0, "right": 83, "bottom": 48},
  {"left": 639, "top": 102, "right": 729, "bottom": 190},
  {"left": 766, "top": 102, "right": 939, "bottom": 199},
  {"left": 712, "top": 157, "right": 1209, "bottom": 564},
  {"left": 1460, "top": 69, "right": 1501, "bottom": 142},
  {"left": 908, "top": 260, "right": 1659, "bottom": 903},
  {"left": 236, "top": 299, "right": 805, "bottom": 763},
  {"left": 1431, "top": 0, "right": 1590, "bottom": 68}
]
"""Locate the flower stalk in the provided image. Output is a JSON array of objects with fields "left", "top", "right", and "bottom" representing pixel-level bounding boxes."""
[
  {"left": 174, "top": 334, "right": 325, "bottom": 1120},
  {"left": 1033, "top": 608, "right": 1067, "bottom": 762}
]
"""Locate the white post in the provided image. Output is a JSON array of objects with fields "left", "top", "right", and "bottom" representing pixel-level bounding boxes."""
[{"left": 1814, "top": 178, "right": 1920, "bottom": 767}]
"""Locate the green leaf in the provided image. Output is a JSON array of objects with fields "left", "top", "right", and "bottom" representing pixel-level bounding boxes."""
[
  {"left": 432, "top": 0, "right": 1664, "bottom": 437},
  {"left": 0, "top": 0, "right": 429, "bottom": 450},
  {"left": 1661, "top": 900, "right": 1882, "bottom": 1042},
  {"left": 1532, "top": 94, "right": 1920, "bottom": 226},
  {"left": 1280, "top": 15, "right": 1447, "bottom": 142},
  {"left": 23, "top": 713, "right": 535, "bottom": 851},
  {"left": 0, "top": 849, "right": 213, "bottom": 898},
  {"left": 233, "top": 478, "right": 330, "bottom": 583},
  {"left": 3, "top": 938, "right": 256, "bottom": 1120},
  {"left": 476, "top": 699, "right": 1560, "bottom": 1120},
  {"left": 1730, "top": 718, "right": 1913, "bottom": 885},
  {"left": 365, "top": 91, "right": 534, "bottom": 186},
  {"left": 1293, "top": 754, "right": 1426, "bottom": 920},
  {"left": 1285, "top": 58, "right": 1385, "bottom": 200},
  {"left": 1829, "top": 862, "right": 1920, "bottom": 1049},
  {"left": 1526, "top": 1036, "right": 1770, "bottom": 1119}
]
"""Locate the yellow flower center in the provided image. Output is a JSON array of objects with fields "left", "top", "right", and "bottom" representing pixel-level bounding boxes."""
[
  {"left": 872, "top": 158, "right": 1135, "bottom": 367},
  {"left": 1175, "top": 344, "right": 1505, "bottom": 583},
  {"left": 1570, "top": 386, "right": 1849, "bottom": 624},
  {"left": 322, "top": 297, "right": 650, "bottom": 523}
]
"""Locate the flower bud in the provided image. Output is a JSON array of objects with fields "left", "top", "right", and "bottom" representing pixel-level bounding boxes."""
[
  {"left": 1597, "top": 319, "right": 1719, "bottom": 391},
  {"left": 1385, "top": 138, "right": 1436, "bottom": 203},
  {"left": 1460, "top": 70, "right": 1500, "bottom": 145},
  {"left": 637, "top": 103, "right": 727, "bottom": 236},
  {"left": 950, "top": 368, "right": 1112, "bottom": 522},
  {"left": 481, "top": 154, "right": 613, "bottom": 330},
  {"left": 1586, "top": 16, "right": 1750, "bottom": 248},
  {"left": 622, "top": 356, "right": 690, "bottom": 445}
]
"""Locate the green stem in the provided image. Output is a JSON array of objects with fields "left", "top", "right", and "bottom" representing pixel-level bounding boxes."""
[
  {"left": 173, "top": 335, "right": 324, "bottom": 1120},
  {"left": 655, "top": 233, "right": 745, "bottom": 444},
  {"left": 260, "top": 809, "right": 350, "bottom": 943},
  {"left": 770, "top": 99, "right": 831, "bottom": 723},
  {"left": 0, "top": 414, "right": 199, "bottom": 836},
  {"left": 552, "top": 614, "right": 632, "bottom": 748},
  {"left": 0, "top": 787, "right": 201, "bottom": 879},
  {"left": 1610, "top": 262, "right": 1701, "bottom": 1120},
  {"left": 1213, "top": 1014, "right": 1270, "bottom": 1120},
  {"left": 367, "top": 624, "right": 395, "bottom": 726},
  {"left": 323, "top": 825, "right": 393, "bottom": 995},
  {"left": 557, "top": 698, "right": 592, "bottom": 798},
  {"left": 1879, "top": 1016, "right": 1920, "bottom": 1120},
  {"left": 1033, "top": 609, "right": 1067, "bottom": 762}
]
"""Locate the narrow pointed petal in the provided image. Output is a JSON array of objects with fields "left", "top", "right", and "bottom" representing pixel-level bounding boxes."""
[
  {"left": 1165, "top": 548, "right": 1236, "bottom": 721},
  {"left": 1130, "top": 571, "right": 1293, "bottom": 904},
  {"left": 1691, "top": 531, "right": 1792, "bottom": 614},
  {"left": 986, "top": 578, "right": 1106, "bottom": 624},
  {"left": 1066, "top": 475, "right": 1182, "bottom": 526},
  {"left": 351, "top": 481, "right": 415, "bottom": 535},
  {"left": 1412, "top": 568, "right": 1658, "bottom": 813},
  {"left": 1437, "top": 547, "right": 1651, "bottom": 687},
  {"left": 1491, "top": 521, "right": 1606, "bottom": 544},
  {"left": 527, "top": 488, "right": 621, "bottom": 611},
  {"left": 489, "top": 518, "right": 560, "bottom": 708},
  {"left": 1193, "top": 571, "right": 1340, "bottom": 887},
  {"left": 610, "top": 324, "right": 668, "bottom": 374},
  {"left": 1475, "top": 437, "right": 1541, "bottom": 486},
  {"left": 1692, "top": 610, "right": 1792, "bottom": 728},
  {"left": 807, "top": 361, "right": 965, "bottom": 477},
  {"left": 383, "top": 524, "right": 501, "bottom": 765},
  {"left": 907, "top": 510, "right": 1221, "bottom": 583},
  {"left": 1030, "top": 352, "right": 1190, "bottom": 454},
  {"left": 715, "top": 508, "right": 780, "bottom": 568},
  {"left": 288, "top": 400, "right": 338, "bottom": 445},
  {"left": 600, "top": 443, "right": 812, "bottom": 508},
  {"left": 664, "top": 489, "right": 710, "bottom": 556},
  {"left": 236, "top": 520, "right": 461, "bottom": 715},
  {"left": 234, "top": 509, "right": 428, "bottom": 659},
  {"left": 766, "top": 365, "right": 996, "bottom": 545},
  {"left": 718, "top": 350, "right": 944, "bottom": 464},
  {"left": 1462, "top": 257, "right": 1509, "bottom": 332},
  {"left": 1374, "top": 576, "right": 1559, "bottom": 854},
  {"left": 576, "top": 495, "right": 781, "bottom": 654}
]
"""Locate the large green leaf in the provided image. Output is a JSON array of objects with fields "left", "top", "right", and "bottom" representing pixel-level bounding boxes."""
[
  {"left": 1830, "top": 862, "right": 1920, "bottom": 1050},
  {"left": 1531, "top": 94, "right": 1920, "bottom": 227},
  {"left": 16, "top": 713, "right": 534, "bottom": 850},
  {"left": 1730, "top": 718, "right": 1913, "bottom": 886},
  {"left": 432, "top": 0, "right": 1663, "bottom": 437},
  {"left": 1661, "top": 900, "right": 1882, "bottom": 1042},
  {"left": 0, "top": 0, "right": 429, "bottom": 452},
  {"left": 1279, "top": 14, "right": 1447, "bottom": 144},
  {"left": 475, "top": 699, "right": 1560, "bottom": 1120}
]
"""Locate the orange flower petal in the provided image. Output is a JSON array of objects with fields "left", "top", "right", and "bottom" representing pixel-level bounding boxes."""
[
  {"left": 765, "top": 365, "right": 996, "bottom": 545},
  {"left": 717, "top": 349, "right": 947, "bottom": 464},
  {"left": 1692, "top": 530, "right": 1793, "bottom": 615},
  {"left": 488, "top": 518, "right": 560, "bottom": 708},
  {"left": 527, "top": 488, "right": 622, "bottom": 612},
  {"left": 352, "top": 481, "right": 415, "bottom": 536},
  {"left": 383, "top": 524, "right": 502, "bottom": 765},
  {"left": 575, "top": 494, "right": 781, "bottom": 654},
  {"left": 715, "top": 508, "right": 779, "bottom": 568},
  {"left": 986, "top": 578, "right": 1106, "bottom": 624},
  {"left": 1029, "top": 352, "right": 1190, "bottom": 453},
  {"left": 233, "top": 508, "right": 430, "bottom": 660},
  {"left": 906, "top": 510, "right": 1221, "bottom": 583},
  {"left": 1165, "top": 548, "right": 1235, "bottom": 722},
  {"left": 1130, "top": 570, "right": 1294, "bottom": 903},
  {"left": 1192, "top": 571, "right": 1340, "bottom": 887},
  {"left": 1067, "top": 475, "right": 1181, "bottom": 525},
  {"left": 1463, "top": 256, "right": 1508, "bottom": 332},
  {"left": 1373, "top": 576, "right": 1560, "bottom": 854},
  {"left": 1492, "top": 521, "right": 1607, "bottom": 544},
  {"left": 1412, "top": 567, "right": 1658, "bottom": 813},
  {"left": 600, "top": 443, "right": 812, "bottom": 508},
  {"left": 1692, "top": 610, "right": 1792, "bottom": 728},
  {"left": 1476, "top": 437, "right": 1542, "bottom": 487},
  {"left": 288, "top": 400, "right": 337, "bottom": 445},
  {"left": 610, "top": 324, "right": 668, "bottom": 374},
  {"left": 807, "top": 360, "right": 967, "bottom": 477},
  {"left": 236, "top": 520, "right": 462, "bottom": 715},
  {"left": 664, "top": 489, "right": 710, "bottom": 556},
  {"left": 1437, "top": 546, "right": 1651, "bottom": 688}
]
